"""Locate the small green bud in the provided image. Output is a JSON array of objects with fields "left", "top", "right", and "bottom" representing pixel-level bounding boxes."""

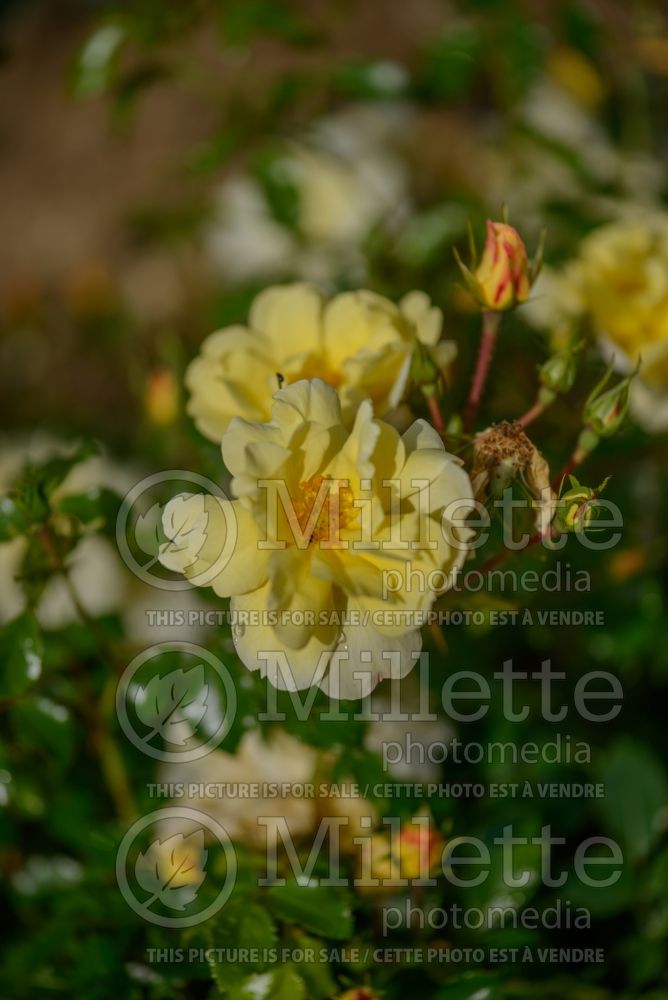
[
  {"left": 446, "top": 413, "right": 463, "bottom": 436},
  {"left": 583, "top": 360, "right": 638, "bottom": 437},
  {"left": 553, "top": 476, "right": 610, "bottom": 534},
  {"left": 538, "top": 341, "right": 583, "bottom": 395},
  {"left": 410, "top": 340, "right": 441, "bottom": 393}
]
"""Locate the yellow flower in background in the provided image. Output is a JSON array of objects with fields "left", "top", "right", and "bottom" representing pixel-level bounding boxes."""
[
  {"left": 144, "top": 367, "right": 180, "bottom": 426},
  {"left": 473, "top": 221, "right": 531, "bottom": 311},
  {"left": 185, "top": 283, "right": 453, "bottom": 442},
  {"left": 528, "top": 216, "right": 668, "bottom": 430},
  {"left": 547, "top": 46, "right": 606, "bottom": 109},
  {"left": 576, "top": 219, "right": 668, "bottom": 431},
  {"left": 161, "top": 378, "right": 473, "bottom": 699},
  {"left": 358, "top": 813, "right": 444, "bottom": 890},
  {"left": 571, "top": 219, "right": 668, "bottom": 384}
]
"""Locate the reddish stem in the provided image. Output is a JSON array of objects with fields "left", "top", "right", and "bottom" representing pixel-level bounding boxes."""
[
  {"left": 552, "top": 444, "right": 588, "bottom": 491},
  {"left": 516, "top": 399, "right": 546, "bottom": 429},
  {"left": 426, "top": 392, "right": 445, "bottom": 433},
  {"left": 462, "top": 525, "right": 553, "bottom": 588},
  {"left": 464, "top": 311, "right": 501, "bottom": 432},
  {"left": 429, "top": 621, "right": 447, "bottom": 654}
]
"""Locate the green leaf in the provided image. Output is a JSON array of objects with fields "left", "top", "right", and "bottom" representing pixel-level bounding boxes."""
[
  {"left": 31, "top": 440, "right": 99, "bottom": 499},
  {"left": 335, "top": 59, "right": 409, "bottom": 99},
  {"left": 217, "top": 901, "right": 277, "bottom": 956},
  {"left": 57, "top": 488, "right": 121, "bottom": 529},
  {"left": 12, "top": 440, "right": 99, "bottom": 524},
  {"left": 11, "top": 696, "right": 75, "bottom": 765},
  {"left": 17, "top": 532, "right": 67, "bottom": 609},
  {"left": 111, "top": 62, "right": 170, "bottom": 122},
  {"left": 291, "top": 933, "right": 336, "bottom": 998},
  {"left": 0, "top": 612, "right": 44, "bottom": 697},
  {"left": 421, "top": 26, "right": 482, "bottom": 100},
  {"left": 0, "top": 495, "right": 28, "bottom": 541},
  {"left": 220, "top": 1, "right": 311, "bottom": 45},
  {"left": 562, "top": 855, "right": 636, "bottom": 917},
  {"left": 254, "top": 151, "right": 301, "bottom": 230},
  {"left": 597, "top": 740, "right": 668, "bottom": 863},
  {"left": 458, "top": 829, "right": 543, "bottom": 915},
  {"left": 227, "top": 966, "right": 305, "bottom": 1000},
  {"left": 266, "top": 880, "right": 353, "bottom": 939},
  {"left": 395, "top": 202, "right": 469, "bottom": 268},
  {"left": 209, "top": 902, "right": 278, "bottom": 989},
  {"left": 188, "top": 124, "right": 247, "bottom": 175},
  {"left": 435, "top": 974, "right": 503, "bottom": 999},
  {"left": 71, "top": 23, "right": 127, "bottom": 99}
]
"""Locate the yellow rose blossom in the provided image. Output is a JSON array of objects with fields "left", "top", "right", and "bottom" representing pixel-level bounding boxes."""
[
  {"left": 160, "top": 378, "right": 473, "bottom": 699},
  {"left": 185, "top": 283, "right": 453, "bottom": 442},
  {"left": 528, "top": 216, "right": 668, "bottom": 430},
  {"left": 569, "top": 219, "right": 668, "bottom": 384}
]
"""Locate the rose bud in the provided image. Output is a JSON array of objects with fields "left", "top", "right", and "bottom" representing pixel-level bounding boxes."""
[{"left": 583, "top": 360, "right": 639, "bottom": 438}]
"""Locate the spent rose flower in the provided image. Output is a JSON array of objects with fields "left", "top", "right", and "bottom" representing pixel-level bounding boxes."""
[
  {"left": 160, "top": 378, "right": 473, "bottom": 699},
  {"left": 471, "top": 421, "right": 555, "bottom": 535},
  {"left": 185, "top": 283, "right": 454, "bottom": 442}
]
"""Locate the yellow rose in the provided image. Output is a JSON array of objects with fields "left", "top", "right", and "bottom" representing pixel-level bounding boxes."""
[
  {"left": 185, "top": 283, "right": 450, "bottom": 442},
  {"left": 529, "top": 218, "right": 668, "bottom": 431},
  {"left": 160, "top": 378, "right": 473, "bottom": 699},
  {"left": 572, "top": 219, "right": 668, "bottom": 387}
]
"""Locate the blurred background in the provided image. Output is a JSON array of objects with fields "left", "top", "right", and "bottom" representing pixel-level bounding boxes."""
[{"left": 1, "top": 0, "right": 668, "bottom": 997}]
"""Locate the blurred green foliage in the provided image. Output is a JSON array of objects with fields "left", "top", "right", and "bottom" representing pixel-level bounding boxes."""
[{"left": 2, "top": 0, "right": 668, "bottom": 997}]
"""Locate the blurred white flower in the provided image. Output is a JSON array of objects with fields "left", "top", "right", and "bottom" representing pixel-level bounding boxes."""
[
  {"left": 204, "top": 104, "right": 411, "bottom": 287},
  {"left": 485, "top": 77, "right": 663, "bottom": 234},
  {"left": 0, "top": 435, "right": 215, "bottom": 638},
  {"left": 160, "top": 728, "right": 318, "bottom": 848},
  {"left": 0, "top": 435, "right": 133, "bottom": 628},
  {"left": 364, "top": 692, "right": 453, "bottom": 782}
]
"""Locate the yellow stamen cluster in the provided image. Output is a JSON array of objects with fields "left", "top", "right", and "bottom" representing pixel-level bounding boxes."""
[{"left": 292, "top": 475, "right": 355, "bottom": 545}]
